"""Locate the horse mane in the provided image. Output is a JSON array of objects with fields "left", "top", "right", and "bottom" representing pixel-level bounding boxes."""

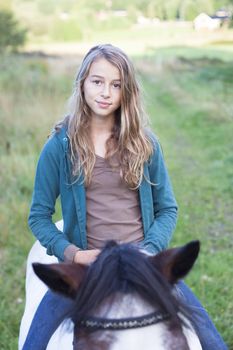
[{"left": 70, "top": 241, "right": 192, "bottom": 331}]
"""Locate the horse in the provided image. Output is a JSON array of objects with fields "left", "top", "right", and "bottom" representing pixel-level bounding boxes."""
[{"left": 19, "top": 229, "right": 202, "bottom": 349}]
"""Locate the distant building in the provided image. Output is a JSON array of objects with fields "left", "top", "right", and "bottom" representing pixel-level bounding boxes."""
[
  {"left": 211, "top": 9, "right": 232, "bottom": 27},
  {"left": 194, "top": 10, "right": 232, "bottom": 30},
  {"left": 59, "top": 12, "right": 70, "bottom": 21},
  {"left": 193, "top": 13, "right": 221, "bottom": 30},
  {"left": 95, "top": 9, "right": 128, "bottom": 21}
]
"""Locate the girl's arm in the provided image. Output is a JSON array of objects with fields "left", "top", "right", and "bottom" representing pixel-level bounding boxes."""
[
  {"left": 140, "top": 136, "right": 178, "bottom": 254},
  {"left": 28, "top": 134, "right": 71, "bottom": 261}
]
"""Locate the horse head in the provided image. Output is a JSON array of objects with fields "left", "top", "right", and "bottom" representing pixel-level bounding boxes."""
[{"left": 33, "top": 241, "right": 201, "bottom": 350}]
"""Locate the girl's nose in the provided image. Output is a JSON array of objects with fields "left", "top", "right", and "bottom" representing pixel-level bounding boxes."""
[{"left": 101, "top": 84, "right": 110, "bottom": 98}]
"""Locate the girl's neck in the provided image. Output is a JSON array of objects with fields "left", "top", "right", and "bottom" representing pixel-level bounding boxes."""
[
  {"left": 89, "top": 115, "right": 115, "bottom": 136},
  {"left": 89, "top": 117, "right": 115, "bottom": 158}
]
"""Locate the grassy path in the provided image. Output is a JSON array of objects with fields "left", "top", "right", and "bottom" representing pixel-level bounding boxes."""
[{"left": 138, "top": 56, "right": 233, "bottom": 345}]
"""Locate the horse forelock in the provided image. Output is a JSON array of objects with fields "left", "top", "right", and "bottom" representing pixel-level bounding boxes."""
[{"left": 70, "top": 241, "right": 190, "bottom": 331}]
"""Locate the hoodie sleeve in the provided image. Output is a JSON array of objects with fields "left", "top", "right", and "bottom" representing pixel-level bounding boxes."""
[
  {"left": 28, "top": 133, "right": 71, "bottom": 261},
  {"left": 140, "top": 135, "right": 178, "bottom": 254}
]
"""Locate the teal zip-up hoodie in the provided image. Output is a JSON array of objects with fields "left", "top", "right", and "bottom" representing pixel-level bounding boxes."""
[{"left": 28, "top": 126, "right": 178, "bottom": 261}]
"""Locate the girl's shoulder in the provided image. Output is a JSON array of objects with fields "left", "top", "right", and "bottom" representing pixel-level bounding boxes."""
[
  {"left": 42, "top": 124, "right": 69, "bottom": 156},
  {"left": 49, "top": 115, "right": 70, "bottom": 142},
  {"left": 144, "top": 128, "right": 160, "bottom": 151},
  {"left": 51, "top": 124, "right": 68, "bottom": 142},
  {"left": 144, "top": 128, "right": 166, "bottom": 168}
]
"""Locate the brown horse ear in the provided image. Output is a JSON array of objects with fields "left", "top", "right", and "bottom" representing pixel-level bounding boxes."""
[
  {"left": 32, "top": 262, "right": 88, "bottom": 299},
  {"left": 149, "top": 241, "right": 200, "bottom": 284}
]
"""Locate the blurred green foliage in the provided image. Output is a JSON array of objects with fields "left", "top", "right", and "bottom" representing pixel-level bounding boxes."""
[
  {"left": 1, "top": 0, "right": 231, "bottom": 44},
  {"left": 0, "top": 10, "right": 27, "bottom": 52}
]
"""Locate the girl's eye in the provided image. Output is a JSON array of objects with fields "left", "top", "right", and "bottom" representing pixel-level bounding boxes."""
[
  {"left": 113, "top": 83, "right": 121, "bottom": 89},
  {"left": 92, "top": 80, "right": 102, "bottom": 85}
]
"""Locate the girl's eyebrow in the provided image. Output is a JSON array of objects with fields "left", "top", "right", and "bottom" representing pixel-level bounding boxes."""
[
  {"left": 90, "top": 74, "right": 121, "bottom": 81},
  {"left": 90, "top": 74, "right": 103, "bottom": 78}
]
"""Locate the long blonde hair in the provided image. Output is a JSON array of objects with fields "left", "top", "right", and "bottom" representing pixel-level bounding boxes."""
[{"left": 56, "top": 44, "right": 153, "bottom": 188}]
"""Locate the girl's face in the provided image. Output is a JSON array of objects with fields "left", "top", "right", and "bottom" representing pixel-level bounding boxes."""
[{"left": 83, "top": 58, "right": 121, "bottom": 121}]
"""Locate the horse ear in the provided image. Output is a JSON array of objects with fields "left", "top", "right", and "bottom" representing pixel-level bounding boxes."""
[
  {"left": 149, "top": 241, "right": 200, "bottom": 284},
  {"left": 32, "top": 262, "right": 88, "bottom": 299}
]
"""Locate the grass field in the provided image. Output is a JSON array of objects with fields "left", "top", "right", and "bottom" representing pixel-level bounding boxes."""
[{"left": 0, "top": 27, "right": 233, "bottom": 348}]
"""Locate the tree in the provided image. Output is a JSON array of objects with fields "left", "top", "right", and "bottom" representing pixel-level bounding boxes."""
[{"left": 0, "top": 10, "right": 27, "bottom": 53}]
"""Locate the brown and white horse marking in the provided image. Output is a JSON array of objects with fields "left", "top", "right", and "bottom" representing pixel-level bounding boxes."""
[{"left": 29, "top": 239, "right": 202, "bottom": 350}]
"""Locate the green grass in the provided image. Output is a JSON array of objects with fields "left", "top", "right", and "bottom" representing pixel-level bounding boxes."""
[
  {"left": 138, "top": 54, "right": 233, "bottom": 345},
  {"left": 0, "top": 46, "right": 233, "bottom": 348}
]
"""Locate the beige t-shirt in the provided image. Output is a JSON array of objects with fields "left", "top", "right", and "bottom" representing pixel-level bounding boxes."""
[
  {"left": 86, "top": 155, "right": 144, "bottom": 249},
  {"left": 64, "top": 154, "right": 144, "bottom": 261}
]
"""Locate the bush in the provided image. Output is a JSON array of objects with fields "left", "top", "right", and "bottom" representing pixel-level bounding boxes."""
[{"left": 0, "top": 10, "right": 27, "bottom": 53}]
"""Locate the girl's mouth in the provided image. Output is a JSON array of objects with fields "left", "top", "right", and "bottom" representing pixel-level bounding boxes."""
[{"left": 96, "top": 101, "right": 112, "bottom": 108}]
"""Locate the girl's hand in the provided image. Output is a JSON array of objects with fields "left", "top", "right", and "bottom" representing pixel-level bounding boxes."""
[{"left": 74, "top": 249, "right": 100, "bottom": 265}]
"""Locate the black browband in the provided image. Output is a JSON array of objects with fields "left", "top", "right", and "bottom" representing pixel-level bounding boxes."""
[{"left": 78, "top": 311, "right": 170, "bottom": 331}]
